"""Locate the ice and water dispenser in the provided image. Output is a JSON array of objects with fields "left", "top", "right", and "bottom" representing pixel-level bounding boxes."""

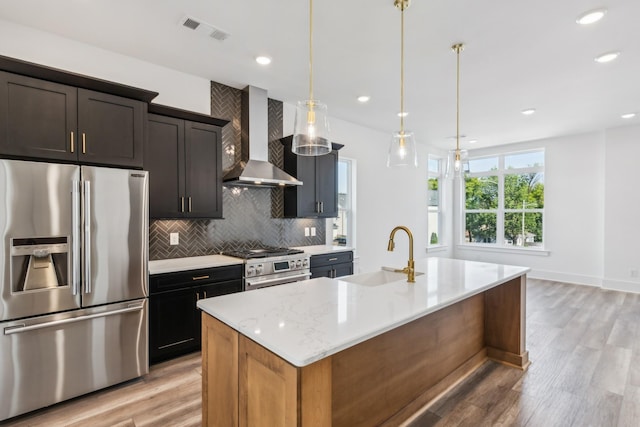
[{"left": 10, "top": 237, "right": 69, "bottom": 292}]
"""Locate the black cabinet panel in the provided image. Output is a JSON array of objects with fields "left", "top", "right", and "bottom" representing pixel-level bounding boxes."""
[
  {"left": 149, "top": 288, "right": 200, "bottom": 363},
  {"left": 0, "top": 72, "right": 77, "bottom": 161},
  {"left": 77, "top": 89, "right": 144, "bottom": 167},
  {"left": 146, "top": 112, "right": 222, "bottom": 219},
  {"left": 310, "top": 251, "right": 354, "bottom": 279},
  {"left": 185, "top": 121, "right": 222, "bottom": 218},
  {"left": 147, "top": 115, "right": 184, "bottom": 218},
  {"left": 281, "top": 136, "right": 342, "bottom": 218},
  {"left": 0, "top": 72, "right": 144, "bottom": 167},
  {"left": 149, "top": 265, "right": 242, "bottom": 364}
]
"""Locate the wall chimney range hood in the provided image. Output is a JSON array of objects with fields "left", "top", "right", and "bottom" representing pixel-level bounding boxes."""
[{"left": 223, "top": 86, "right": 302, "bottom": 187}]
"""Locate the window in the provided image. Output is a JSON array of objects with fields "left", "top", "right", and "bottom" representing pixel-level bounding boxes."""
[
  {"left": 463, "top": 150, "right": 544, "bottom": 248},
  {"left": 428, "top": 156, "right": 443, "bottom": 246},
  {"left": 333, "top": 158, "right": 355, "bottom": 247}
]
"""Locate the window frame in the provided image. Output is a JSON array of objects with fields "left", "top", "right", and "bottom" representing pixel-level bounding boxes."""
[
  {"left": 332, "top": 157, "right": 356, "bottom": 249},
  {"left": 461, "top": 149, "right": 545, "bottom": 250},
  {"left": 427, "top": 155, "right": 445, "bottom": 248}
]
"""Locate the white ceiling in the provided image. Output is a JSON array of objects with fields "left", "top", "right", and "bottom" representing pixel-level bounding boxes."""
[{"left": 2, "top": 0, "right": 639, "bottom": 150}]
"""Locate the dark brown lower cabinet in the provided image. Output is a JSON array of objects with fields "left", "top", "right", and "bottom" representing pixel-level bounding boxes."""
[
  {"left": 149, "top": 265, "right": 242, "bottom": 364},
  {"left": 310, "top": 251, "right": 354, "bottom": 279}
]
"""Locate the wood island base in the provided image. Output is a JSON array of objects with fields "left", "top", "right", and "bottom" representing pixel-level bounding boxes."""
[{"left": 201, "top": 275, "right": 528, "bottom": 427}]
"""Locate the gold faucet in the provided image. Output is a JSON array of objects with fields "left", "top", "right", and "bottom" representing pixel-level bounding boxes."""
[{"left": 387, "top": 226, "right": 415, "bottom": 283}]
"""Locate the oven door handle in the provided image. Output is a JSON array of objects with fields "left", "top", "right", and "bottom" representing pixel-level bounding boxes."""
[{"left": 246, "top": 272, "right": 311, "bottom": 288}]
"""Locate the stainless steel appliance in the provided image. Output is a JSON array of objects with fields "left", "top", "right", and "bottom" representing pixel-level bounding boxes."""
[
  {"left": 0, "top": 159, "right": 148, "bottom": 421},
  {"left": 223, "top": 247, "right": 310, "bottom": 290}
]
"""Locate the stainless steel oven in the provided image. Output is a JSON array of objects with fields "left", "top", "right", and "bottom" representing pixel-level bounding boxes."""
[
  {"left": 222, "top": 247, "right": 310, "bottom": 291},
  {"left": 244, "top": 253, "right": 311, "bottom": 291}
]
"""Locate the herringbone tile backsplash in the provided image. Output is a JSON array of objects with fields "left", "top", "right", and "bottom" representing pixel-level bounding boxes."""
[{"left": 148, "top": 82, "right": 325, "bottom": 260}]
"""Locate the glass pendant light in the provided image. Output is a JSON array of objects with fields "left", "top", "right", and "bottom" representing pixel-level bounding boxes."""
[
  {"left": 292, "top": 0, "right": 331, "bottom": 156},
  {"left": 446, "top": 43, "right": 468, "bottom": 178},
  {"left": 387, "top": 0, "right": 417, "bottom": 168}
]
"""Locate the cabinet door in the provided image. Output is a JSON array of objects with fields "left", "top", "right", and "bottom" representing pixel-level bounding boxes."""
[
  {"left": 310, "top": 265, "right": 334, "bottom": 279},
  {"left": 333, "top": 261, "right": 354, "bottom": 278},
  {"left": 77, "top": 89, "right": 144, "bottom": 167},
  {"left": 315, "top": 151, "right": 338, "bottom": 217},
  {"left": 296, "top": 155, "right": 318, "bottom": 217},
  {"left": 0, "top": 71, "right": 77, "bottom": 161},
  {"left": 184, "top": 121, "right": 222, "bottom": 218},
  {"left": 149, "top": 288, "right": 200, "bottom": 364},
  {"left": 146, "top": 114, "right": 185, "bottom": 218}
]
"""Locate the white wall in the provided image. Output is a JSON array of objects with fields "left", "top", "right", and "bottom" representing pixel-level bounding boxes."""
[
  {"left": 0, "top": 19, "right": 211, "bottom": 114},
  {"left": 452, "top": 129, "right": 640, "bottom": 292},
  {"left": 603, "top": 125, "right": 640, "bottom": 293}
]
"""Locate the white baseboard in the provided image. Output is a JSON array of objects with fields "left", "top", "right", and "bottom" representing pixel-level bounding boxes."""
[
  {"left": 528, "top": 269, "right": 640, "bottom": 294},
  {"left": 602, "top": 278, "right": 640, "bottom": 294},
  {"left": 527, "top": 269, "right": 602, "bottom": 288}
]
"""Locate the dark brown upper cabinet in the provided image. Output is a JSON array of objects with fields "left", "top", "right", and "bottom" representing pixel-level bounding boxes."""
[
  {"left": 280, "top": 136, "right": 343, "bottom": 218},
  {"left": 0, "top": 71, "right": 148, "bottom": 168},
  {"left": 146, "top": 105, "right": 228, "bottom": 219}
]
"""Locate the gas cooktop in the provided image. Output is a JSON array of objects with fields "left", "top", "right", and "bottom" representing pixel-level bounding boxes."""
[{"left": 222, "top": 246, "right": 304, "bottom": 260}]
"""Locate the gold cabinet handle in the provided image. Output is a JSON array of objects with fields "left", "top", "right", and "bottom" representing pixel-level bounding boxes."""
[
  {"left": 181, "top": 197, "right": 185, "bottom": 213},
  {"left": 82, "top": 133, "right": 86, "bottom": 154},
  {"left": 70, "top": 132, "right": 75, "bottom": 153},
  {"left": 192, "top": 275, "right": 210, "bottom": 281},
  {"left": 188, "top": 197, "right": 192, "bottom": 212}
]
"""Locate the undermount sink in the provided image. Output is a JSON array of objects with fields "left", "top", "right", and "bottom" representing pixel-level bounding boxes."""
[{"left": 342, "top": 268, "right": 424, "bottom": 286}]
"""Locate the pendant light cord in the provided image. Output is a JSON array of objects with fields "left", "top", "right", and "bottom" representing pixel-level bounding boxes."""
[
  {"left": 400, "top": 3, "right": 405, "bottom": 134},
  {"left": 309, "top": 0, "right": 314, "bottom": 104},
  {"left": 452, "top": 43, "right": 464, "bottom": 159}
]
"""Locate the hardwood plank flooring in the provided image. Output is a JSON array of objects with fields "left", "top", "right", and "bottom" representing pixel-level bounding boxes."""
[
  {"left": 407, "top": 279, "right": 640, "bottom": 427},
  {"left": 1, "top": 279, "right": 639, "bottom": 427}
]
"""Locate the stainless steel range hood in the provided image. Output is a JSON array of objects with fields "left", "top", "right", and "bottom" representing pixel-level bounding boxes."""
[{"left": 223, "top": 86, "right": 302, "bottom": 187}]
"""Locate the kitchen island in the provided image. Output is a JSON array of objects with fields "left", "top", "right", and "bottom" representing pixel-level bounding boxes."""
[{"left": 197, "top": 257, "right": 530, "bottom": 426}]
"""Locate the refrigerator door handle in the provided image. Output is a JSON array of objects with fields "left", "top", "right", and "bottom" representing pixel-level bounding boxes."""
[
  {"left": 3, "top": 303, "right": 145, "bottom": 335},
  {"left": 71, "top": 180, "right": 81, "bottom": 295},
  {"left": 83, "top": 180, "right": 92, "bottom": 294}
]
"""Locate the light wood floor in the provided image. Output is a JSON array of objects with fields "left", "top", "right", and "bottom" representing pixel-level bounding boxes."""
[{"left": 2, "top": 279, "right": 639, "bottom": 427}]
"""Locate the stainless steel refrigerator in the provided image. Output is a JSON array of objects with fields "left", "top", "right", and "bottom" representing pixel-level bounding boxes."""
[{"left": 0, "top": 159, "right": 149, "bottom": 421}]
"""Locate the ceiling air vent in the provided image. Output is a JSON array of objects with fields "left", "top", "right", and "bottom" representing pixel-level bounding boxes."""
[
  {"left": 182, "top": 17, "right": 200, "bottom": 30},
  {"left": 179, "top": 15, "right": 230, "bottom": 42}
]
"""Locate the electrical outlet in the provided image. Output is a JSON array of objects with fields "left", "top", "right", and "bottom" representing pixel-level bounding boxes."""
[
  {"left": 630, "top": 269, "right": 638, "bottom": 278},
  {"left": 311, "top": 227, "right": 316, "bottom": 237},
  {"left": 170, "top": 232, "right": 179, "bottom": 246},
  {"left": 304, "top": 227, "right": 310, "bottom": 237}
]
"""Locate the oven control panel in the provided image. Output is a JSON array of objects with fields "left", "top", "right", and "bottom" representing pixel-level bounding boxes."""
[{"left": 245, "top": 254, "right": 310, "bottom": 277}]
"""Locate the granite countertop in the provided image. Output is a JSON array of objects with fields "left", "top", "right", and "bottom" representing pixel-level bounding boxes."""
[
  {"left": 149, "top": 255, "right": 244, "bottom": 275},
  {"left": 197, "top": 257, "right": 530, "bottom": 367},
  {"left": 293, "top": 245, "right": 354, "bottom": 255}
]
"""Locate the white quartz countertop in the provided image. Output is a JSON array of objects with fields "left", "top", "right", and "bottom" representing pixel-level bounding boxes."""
[
  {"left": 292, "top": 245, "right": 354, "bottom": 255},
  {"left": 197, "top": 257, "right": 529, "bottom": 367},
  {"left": 149, "top": 255, "right": 243, "bottom": 275}
]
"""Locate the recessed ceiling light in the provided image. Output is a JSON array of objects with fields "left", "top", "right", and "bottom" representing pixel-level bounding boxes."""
[
  {"left": 576, "top": 8, "right": 607, "bottom": 25},
  {"left": 621, "top": 112, "right": 636, "bottom": 119},
  {"left": 397, "top": 111, "right": 409, "bottom": 117},
  {"left": 357, "top": 95, "right": 370, "bottom": 103},
  {"left": 468, "top": 139, "right": 478, "bottom": 144},
  {"left": 521, "top": 108, "right": 536, "bottom": 116},
  {"left": 255, "top": 56, "right": 271, "bottom": 65},
  {"left": 594, "top": 51, "right": 620, "bottom": 63}
]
